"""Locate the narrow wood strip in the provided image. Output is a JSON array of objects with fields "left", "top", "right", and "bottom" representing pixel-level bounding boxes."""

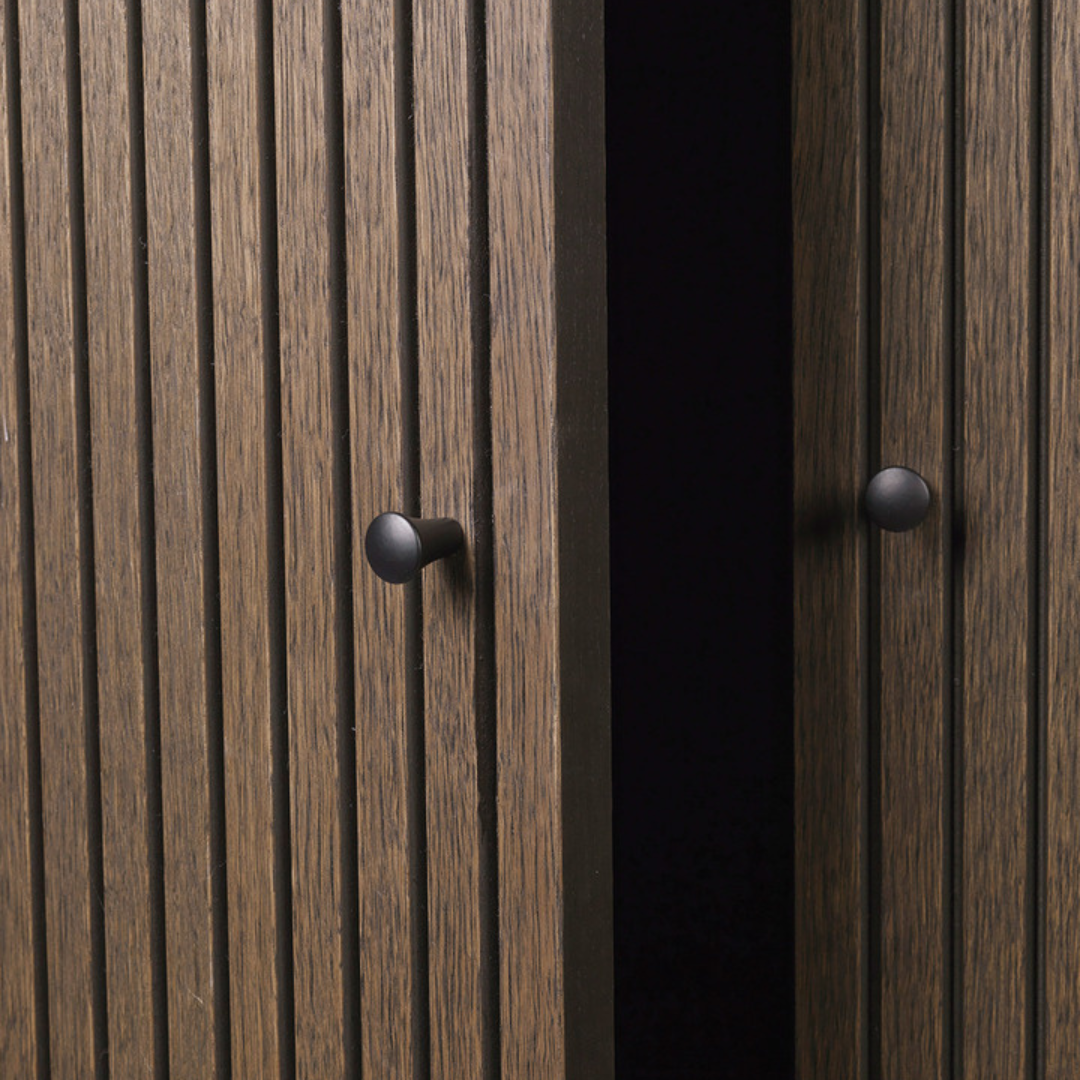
[
  {"left": 1045, "top": 4, "right": 1080, "bottom": 1075},
  {"left": 0, "top": 4, "right": 38, "bottom": 1072},
  {"left": 877, "top": 0, "right": 948, "bottom": 1075},
  {"left": 960, "top": 0, "right": 1032, "bottom": 1074},
  {"left": 207, "top": 0, "right": 284, "bottom": 1072},
  {"left": 791, "top": 0, "right": 867, "bottom": 1075},
  {"left": 143, "top": 0, "right": 223, "bottom": 1072},
  {"left": 272, "top": 0, "right": 348, "bottom": 1073},
  {"left": 79, "top": 0, "right": 161, "bottom": 1071},
  {"left": 19, "top": 0, "right": 99, "bottom": 1073},
  {"left": 343, "top": 0, "right": 422, "bottom": 1071},
  {"left": 413, "top": 0, "right": 485, "bottom": 1073}
]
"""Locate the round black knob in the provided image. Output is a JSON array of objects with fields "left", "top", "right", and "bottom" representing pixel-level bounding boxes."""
[
  {"left": 364, "top": 512, "right": 464, "bottom": 584},
  {"left": 864, "top": 466, "right": 931, "bottom": 532}
]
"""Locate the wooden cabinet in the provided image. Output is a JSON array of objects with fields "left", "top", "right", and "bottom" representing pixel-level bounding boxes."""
[{"left": 0, "top": 1, "right": 610, "bottom": 1076}]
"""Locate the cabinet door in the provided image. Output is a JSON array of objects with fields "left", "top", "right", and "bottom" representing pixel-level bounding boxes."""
[
  {"left": 795, "top": 0, "right": 1080, "bottom": 1076},
  {"left": 0, "top": 1, "right": 610, "bottom": 1077}
]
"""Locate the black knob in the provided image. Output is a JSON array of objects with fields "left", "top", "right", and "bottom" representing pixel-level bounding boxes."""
[
  {"left": 864, "top": 467, "right": 931, "bottom": 532},
  {"left": 364, "top": 512, "right": 464, "bottom": 583}
]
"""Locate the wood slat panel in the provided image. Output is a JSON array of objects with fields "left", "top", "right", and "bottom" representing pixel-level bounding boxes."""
[
  {"left": 960, "top": 0, "right": 1033, "bottom": 1073},
  {"left": 0, "top": 5, "right": 38, "bottom": 1072},
  {"left": 79, "top": 0, "right": 160, "bottom": 1071},
  {"left": 343, "top": 0, "right": 422, "bottom": 1073},
  {"left": 143, "top": 0, "right": 223, "bottom": 1073},
  {"left": 1046, "top": 5, "right": 1079, "bottom": 1074},
  {"left": 19, "top": 0, "right": 100, "bottom": 1073},
  {"left": 414, "top": 0, "right": 485, "bottom": 1074},
  {"left": 877, "top": 0, "right": 949, "bottom": 1075},
  {"left": 207, "top": 0, "right": 286, "bottom": 1073},
  {"left": 791, "top": 0, "right": 867, "bottom": 1074},
  {"left": 272, "top": 0, "right": 350, "bottom": 1073},
  {"left": 487, "top": 0, "right": 564, "bottom": 1068}
]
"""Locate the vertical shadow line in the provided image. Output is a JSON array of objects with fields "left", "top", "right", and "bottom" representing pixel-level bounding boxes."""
[
  {"left": 63, "top": 1, "right": 108, "bottom": 1075},
  {"left": 124, "top": 1, "right": 170, "bottom": 1074},
  {"left": 942, "top": 0, "right": 957, "bottom": 1075},
  {"left": 861, "top": 0, "right": 882, "bottom": 1074},
  {"left": 1030, "top": 0, "right": 1047, "bottom": 1075},
  {"left": 189, "top": 0, "right": 232, "bottom": 1074},
  {"left": 6, "top": 3, "right": 50, "bottom": 1076},
  {"left": 322, "top": 0, "right": 362, "bottom": 1074},
  {"left": 951, "top": 0, "right": 967, "bottom": 1076},
  {"left": 255, "top": 4, "right": 295, "bottom": 1077},
  {"left": 466, "top": 0, "right": 498, "bottom": 1074},
  {"left": 394, "top": 0, "right": 430, "bottom": 1074}
]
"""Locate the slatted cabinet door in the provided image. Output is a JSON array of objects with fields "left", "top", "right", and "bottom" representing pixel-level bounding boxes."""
[
  {"left": 795, "top": 0, "right": 1080, "bottom": 1076},
  {"left": 0, "top": 1, "right": 611, "bottom": 1078}
]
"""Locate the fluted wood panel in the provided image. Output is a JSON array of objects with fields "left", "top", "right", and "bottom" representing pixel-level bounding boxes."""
[{"left": 0, "top": 1, "right": 609, "bottom": 1077}]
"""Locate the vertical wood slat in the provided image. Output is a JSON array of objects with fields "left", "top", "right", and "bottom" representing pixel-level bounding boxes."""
[
  {"left": 792, "top": 0, "right": 867, "bottom": 1074},
  {"left": 960, "top": 0, "right": 1033, "bottom": 1074},
  {"left": 1046, "top": 5, "right": 1078, "bottom": 1075},
  {"left": 143, "top": 0, "right": 224, "bottom": 1074},
  {"left": 79, "top": 0, "right": 161, "bottom": 1072},
  {"left": 344, "top": 0, "right": 423, "bottom": 1073},
  {"left": 208, "top": 0, "right": 286, "bottom": 1073},
  {"left": 18, "top": 0, "right": 100, "bottom": 1074},
  {"left": 488, "top": 0, "right": 611, "bottom": 1073},
  {"left": 877, "top": 0, "right": 949, "bottom": 1076},
  {"left": 414, "top": 0, "right": 486, "bottom": 1073},
  {"left": 272, "top": 0, "right": 350, "bottom": 1074},
  {"left": 0, "top": 4, "right": 38, "bottom": 1073}
]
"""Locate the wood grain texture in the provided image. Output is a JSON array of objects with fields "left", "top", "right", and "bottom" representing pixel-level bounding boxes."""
[
  {"left": 207, "top": 0, "right": 284, "bottom": 1073},
  {"left": 792, "top": 0, "right": 867, "bottom": 1075},
  {"left": 0, "top": 6, "right": 38, "bottom": 1073},
  {"left": 79, "top": 0, "right": 161, "bottom": 1071},
  {"left": 272, "top": 0, "right": 350, "bottom": 1074},
  {"left": 878, "top": 0, "right": 949, "bottom": 1075},
  {"left": 142, "top": 0, "right": 223, "bottom": 1073},
  {"left": 488, "top": 0, "right": 611, "bottom": 1073},
  {"left": 343, "top": 0, "right": 422, "bottom": 1074},
  {"left": 414, "top": 0, "right": 486, "bottom": 1073},
  {"left": 1046, "top": 5, "right": 1079, "bottom": 1075},
  {"left": 19, "top": 0, "right": 100, "bottom": 1073},
  {"left": 960, "top": 1, "right": 1033, "bottom": 1074}
]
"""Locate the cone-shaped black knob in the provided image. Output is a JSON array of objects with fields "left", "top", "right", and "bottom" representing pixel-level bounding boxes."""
[
  {"left": 865, "top": 466, "right": 931, "bottom": 532},
  {"left": 364, "top": 512, "right": 464, "bottom": 583}
]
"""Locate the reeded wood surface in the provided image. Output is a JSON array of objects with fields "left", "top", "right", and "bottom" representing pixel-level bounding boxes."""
[
  {"left": 143, "top": 0, "right": 222, "bottom": 1072},
  {"left": 0, "top": 7, "right": 37, "bottom": 1073},
  {"left": 19, "top": 1, "right": 99, "bottom": 1074},
  {"left": 80, "top": 0, "right": 160, "bottom": 1072},
  {"left": 792, "top": 0, "right": 866, "bottom": 1075},
  {"left": 1046, "top": 6, "right": 1080, "bottom": 1075},
  {"left": 415, "top": 0, "right": 487, "bottom": 1074},
  {"left": 960, "top": 2, "right": 1033, "bottom": 1073},
  {"left": 878, "top": 0, "right": 948, "bottom": 1075},
  {"left": 207, "top": 0, "right": 284, "bottom": 1073}
]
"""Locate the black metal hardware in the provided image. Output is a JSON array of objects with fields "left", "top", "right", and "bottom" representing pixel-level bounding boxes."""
[
  {"left": 864, "top": 466, "right": 931, "bottom": 532},
  {"left": 364, "top": 512, "right": 464, "bottom": 583}
]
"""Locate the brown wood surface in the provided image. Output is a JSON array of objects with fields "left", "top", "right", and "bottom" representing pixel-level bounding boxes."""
[
  {"left": 19, "top": 1, "right": 100, "bottom": 1074},
  {"left": 208, "top": 0, "right": 285, "bottom": 1073},
  {"left": 80, "top": 0, "right": 160, "bottom": 1072},
  {"left": 792, "top": 0, "right": 867, "bottom": 1075},
  {"left": 143, "top": 0, "right": 224, "bottom": 1073},
  {"left": 414, "top": 0, "right": 487, "bottom": 1074},
  {"left": 487, "top": 0, "right": 565, "bottom": 1070},
  {"left": 343, "top": 0, "right": 423, "bottom": 1074},
  {"left": 273, "top": 0, "right": 350, "bottom": 1074},
  {"left": 1046, "top": 5, "right": 1079, "bottom": 1074},
  {"left": 960, "top": 1, "right": 1033, "bottom": 1074},
  {"left": 878, "top": 0, "right": 949, "bottom": 1075},
  {"left": 0, "top": 6, "right": 38, "bottom": 1073}
]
